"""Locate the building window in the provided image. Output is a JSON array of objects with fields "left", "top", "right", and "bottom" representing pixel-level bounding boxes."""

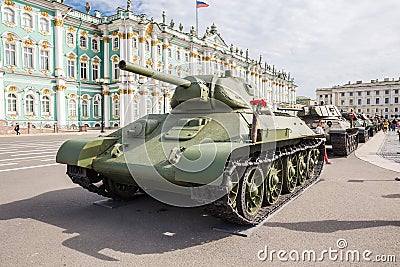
[
  {"left": 92, "top": 39, "right": 98, "bottom": 51},
  {"left": 395, "top": 108, "right": 398, "bottom": 113},
  {"left": 168, "top": 48, "right": 172, "bottom": 58},
  {"left": 39, "top": 18, "right": 49, "bottom": 32},
  {"left": 357, "top": 92, "right": 362, "bottom": 96},
  {"left": 113, "top": 62, "right": 119, "bottom": 81},
  {"left": 367, "top": 99, "right": 370, "bottom": 104},
  {"left": 385, "top": 90, "right": 389, "bottom": 94},
  {"left": 82, "top": 100, "right": 89, "bottom": 117},
  {"left": 92, "top": 63, "right": 99, "bottom": 81},
  {"left": 40, "top": 50, "right": 50, "bottom": 71},
  {"left": 113, "top": 37, "right": 119, "bottom": 50},
  {"left": 132, "top": 38, "right": 137, "bottom": 49},
  {"left": 349, "top": 99, "right": 353, "bottom": 105},
  {"left": 25, "top": 95, "right": 34, "bottom": 114},
  {"left": 341, "top": 100, "right": 345, "bottom": 105},
  {"left": 157, "top": 45, "right": 161, "bottom": 55},
  {"left": 42, "top": 95, "right": 50, "bottom": 114},
  {"left": 113, "top": 97, "right": 120, "bottom": 117},
  {"left": 7, "top": 93, "right": 17, "bottom": 113},
  {"left": 23, "top": 47, "right": 34, "bottom": 68},
  {"left": 176, "top": 50, "right": 181, "bottom": 61},
  {"left": 5, "top": 43, "right": 16, "bottom": 66},
  {"left": 385, "top": 108, "right": 389, "bottom": 112},
  {"left": 67, "top": 59, "right": 75, "bottom": 78},
  {"left": 93, "top": 100, "right": 100, "bottom": 117},
  {"left": 385, "top": 98, "right": 389, "bottom": 104},
  {"left": 349, "top": 92, "right": 353, "bottom": 96},
  {"left": 376, "top": 91, "right": 380, "bottom": 95},
  {"left": 67, "top": 33, "right": 74, "bottom": 45},
  {"left": 376, "top": 98, "right": 380, "bottom": 104},
  {"left": 358, "top": 99, "right": 361, "bottom": 105},
  {"left": 22, "top": 13, "right": 33, "bottom": 28},
  {"left": 133, "top": 100, "right": 138, "bottom": 117},
  {"left": 185, "top": 53, "right": 189, "bottom": 62},
  {"left": 358, "top": 109, "right": 361, "bottom": 113},
  {"left": 80, "top": 62, "right": 88, "bottom": 80},
  {"left": 367, "top": 91, "right": 370, "bottom": 95},
  {"left": 68, "top": 99, "right": 77, "bottom": 117},
  {"left": 341, "top": 92, "right": 345, "bottom": 97},
  {"left": 3, "top": 7, "right": 15, "bottom": 24},
  {"left": 395, "top": 97, "right": 399, "bottom": 104},
  {"left": 80, "top": 36, "right": 87, "bottom": 48},
  {"left": 395, "top": 89, "right": 399, "bottom": 94},
  {"left": 145, "top": 41, "right": 150, "bottom": 52}
]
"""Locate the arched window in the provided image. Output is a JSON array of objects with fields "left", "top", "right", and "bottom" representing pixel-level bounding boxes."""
[
  {"left": 82, "top": 100, "right": 89, "bottom": 117},
  {"left": 42, "top": 95, "right": 50, "bottom": 114},
  {"left": 93, "top": 100, "right": 100, "bottom": 117},
  {"left": 168, "top": 48, "right": 172, "bottom": 58},
  {"left": 185, "top": 53, "right": 189, "bottom": 62},
  {"left": 146, "top": 99, "right": 152, "bottom": 114},
  {"left": 7, "top": 93, "right": 17, "bottom": 113},
  {"left": 66, "top": 33, "right": 74, "bottom": 45},
  {"left": 145, "top": 41, "right": 150, "bottom": 52},
  {"left": 3, "top": 8, "right": 15, "bottom": 23},
  {"left": 25, "top": 95, "right": 34, "bottom": 114},
  {"left": 22, "top": 13, "right": 33, "bottom": 28},
  {"left": 92, "top": 39, "right": 98, "bottom": 51},
  {"left": 40, "top": 50, "right": 49, "bottom": 71},
  {"left": 68, "top": 99, "right": 77, "bottom": 117},
  {"left": 157, "top": 45, "right": 161, "bottom": 55},
  {"left": 113, "top": 97, "right": 120, "bottom": 117},
  {"left": 176, "top": 50, "right": 181, "bottom": 61},
  {"left": 39, "top": 18, "right": 49, "bottom": 32},
  {"left": 80, "top": 36, "right": 87, "bottom": 48},
  {"left": 113, "top": 37, "right": 119, "bottom": 49}
]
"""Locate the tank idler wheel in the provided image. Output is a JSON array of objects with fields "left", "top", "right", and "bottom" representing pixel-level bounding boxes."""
[
  {"left": 306, "top": 148, "right": 319, "bottom": 179},
  {"left": 238, "top": 166, "right": 265, "bottom": 220},
  {"left": 296, "top": 151, "right": 308, "bottom": 186},
  {"left": 104, "top": 178, "right": 139, "bottom": 201},
  {"left": 282, "top": 155, "right": 298, "bottom": 193},
  {"left": 263, "top": 158, "right": 283, "bottom": 205}
]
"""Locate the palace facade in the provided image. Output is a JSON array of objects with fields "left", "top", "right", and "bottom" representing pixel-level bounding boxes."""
[
  {"left": 316, "top": 78, "right": 400, "bottom": 119},
  {"left": 0, "top": 0, "right": 297, "bottom": 131}
]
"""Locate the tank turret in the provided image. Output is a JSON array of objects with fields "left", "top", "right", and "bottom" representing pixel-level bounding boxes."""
[{"left": 119, "top": 60, "right": 252, "bottom": 110}]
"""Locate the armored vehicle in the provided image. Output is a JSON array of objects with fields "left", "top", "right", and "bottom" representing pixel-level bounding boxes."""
[
  {"left": 341, "top": 112, "right": 370, "bottom": 143},
  {"left": 358, "top": 113, "right": 376, "bottom": 137},
  {"left": 56, "top": 61, "right": 325, "bottom": 225},
  {"left": 297, "top": 105, "right": 359, "bottom": 156}
]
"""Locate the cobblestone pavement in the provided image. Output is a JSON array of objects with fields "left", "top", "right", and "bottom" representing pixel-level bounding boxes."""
[{"left": 378, "top": 130, "right": 400, "bottom": 163}]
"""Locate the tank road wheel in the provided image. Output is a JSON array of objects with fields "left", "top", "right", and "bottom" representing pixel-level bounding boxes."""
[
  {"left": 238, "top": 166, "right": 265, "bottom": 220},
  {"left": 296, "top": 151, "right": 308, "bottom": 186},
  {"left": 104, "top": 178, "right": 139, "bottom": 201},
  {"left": 264, "top": 159, "right": 283, "bottom": 205},
  {"left": 227, "top": 166, "right": 244, "bottom": 211},
  {"left": 306, "top": 148, "right": 320, "bottom": 179},
  {"left": 282, "top": 155, "right": 298, "bottom": 193}
]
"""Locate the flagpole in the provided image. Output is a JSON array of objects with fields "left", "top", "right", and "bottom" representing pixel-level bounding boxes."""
[{"left": 195, "top": 0, "right": 199, "bottom": 36}]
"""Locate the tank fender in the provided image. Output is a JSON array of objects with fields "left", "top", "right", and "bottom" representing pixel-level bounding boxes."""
[
  {"left": 56, "top": 137, "right": 119, "bottom": 168},
  {"left": 174, "top": 142, "right": 246, "bottom": 185}
]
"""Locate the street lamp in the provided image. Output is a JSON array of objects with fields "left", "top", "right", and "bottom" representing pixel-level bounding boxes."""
[{"left": 95, "top": 78, "right": 106, "bottom": 133}]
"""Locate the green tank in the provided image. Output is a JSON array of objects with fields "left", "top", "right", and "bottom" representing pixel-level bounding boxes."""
[
  {"left": 56, "top": 61, "right": 325, "bottom": 225},
  {"left": 297, "top": 105, "right": 359, "bottom": 156},
  {"left": 341, "top": 112, "right": 370, "bottom": 143}
]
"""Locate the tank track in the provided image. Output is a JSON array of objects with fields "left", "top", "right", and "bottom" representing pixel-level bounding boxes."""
[
  {"left": 205, "top": 139, "right": 324, "bottom": 225},
  {"left": 66, "top": 166, "right": 124, "bottom": 200},
  {"left": 330, "top": 131, "right": 358, "bottom": 156}
]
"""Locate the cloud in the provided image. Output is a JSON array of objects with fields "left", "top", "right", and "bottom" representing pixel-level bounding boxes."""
[{"left": 64, "top": 0, "right": 400, "bottom": 98}]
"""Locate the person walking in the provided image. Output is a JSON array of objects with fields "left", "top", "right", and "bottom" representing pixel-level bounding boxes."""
[
  {"left": 14, "top": 123, "right": 20, "bottom": 135},
  {"left": 315, "top": 120, "right": 330, "bottom": 164},
  {"left": 383, "top": 120, "right": 389, "bottom": 133},
  {"left": 391, "top": 119, "right": 397, "bottom": 131}
]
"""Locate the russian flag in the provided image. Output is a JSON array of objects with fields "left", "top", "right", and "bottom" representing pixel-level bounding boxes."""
[{"left": 196, "top": 1, "right": 209, "bottom": 8}]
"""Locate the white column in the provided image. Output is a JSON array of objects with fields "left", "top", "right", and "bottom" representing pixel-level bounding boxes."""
[
  {"left": 139, "top": 31, "right": 146, "bottom": 66},
  {"left": 53, "top": 12, "right": 65, "bottom": 77},
  {"left": 190, "top": 48, "right": 197, "bottom": 75},
  {"left": 56, "top": 84, "right": 66, "bottom": 127},
  {"left": 0, "top": 72, "right": 5, "bottom": 120},
  {"left": 102, "top": 33, "right": 110, "bottom": 82},
  {"left": 104, "top": 87, "right": 110, "bottom": 127},
  {"left": 162, "top": 38, "right": 169, "bottom": 73},
  {"left": 151, "top": 35, "right": 158, "bottom": 69},
  {"left": 152, "top": 91, "right": 160, "bottom": 114},
  {"left": 139, "top": 90, "right": 147, "bottom": 117}
]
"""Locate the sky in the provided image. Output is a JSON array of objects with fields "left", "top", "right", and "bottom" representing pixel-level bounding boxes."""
[{"left": 64, "top": 0, "right": 400, "bottom": 98}]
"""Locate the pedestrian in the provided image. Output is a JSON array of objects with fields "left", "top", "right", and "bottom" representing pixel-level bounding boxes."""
[
  {"left": 14, "top": 123, "right": 20, "bottom": 135},
  {"left": 392, "top": 119, "right": 397, "bottom": 131},
  {"left": 382, "top": 120, "right": 389, "bottom": 133},
  {"left": 315, "top": 120, "right": 330, "bottom": 164}
]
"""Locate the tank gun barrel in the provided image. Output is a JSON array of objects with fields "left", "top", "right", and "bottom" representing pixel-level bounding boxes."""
[{"left": 119, "top": 60, "right": 191, "bottom": 88}]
